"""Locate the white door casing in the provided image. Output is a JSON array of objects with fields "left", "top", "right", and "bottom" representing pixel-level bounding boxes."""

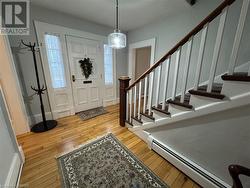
[
  {"left": 34, "top": 21, "right": 110, "bottom": 118},
  {"left": 66, "top": 35, "right": 104, "bottom": 112},
  {"left": 128, "top": 38, "right": 156, "bottom": 82}
]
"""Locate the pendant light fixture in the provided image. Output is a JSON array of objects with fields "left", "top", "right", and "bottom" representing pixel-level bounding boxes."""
[{"left": 108, "top": 0, "right": 126, "bottom": 49}]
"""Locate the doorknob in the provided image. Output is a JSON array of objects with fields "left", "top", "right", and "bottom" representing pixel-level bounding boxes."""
[{"left": 72, "top": 75, "right": 76, "bottom": 82}]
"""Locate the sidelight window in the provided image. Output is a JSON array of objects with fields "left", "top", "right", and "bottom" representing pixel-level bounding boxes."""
[{"left": 44, "top": 34, "right": 66, "bottom": 89}]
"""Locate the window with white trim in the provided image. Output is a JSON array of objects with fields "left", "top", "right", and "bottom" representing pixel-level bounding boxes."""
[
  {"left": 104, "top": 44, "right": 114, "bottom": 85},
  {"left": 44, "top": 34, "right": 66, "bottom": 89}
]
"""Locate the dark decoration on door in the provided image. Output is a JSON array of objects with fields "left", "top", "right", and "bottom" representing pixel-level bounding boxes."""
[
  {"left": 20, "top": 40, "right": 57, "bottom": 133},
  {"left": 79, "top": 58, "right": 93, "bottom": 79}
]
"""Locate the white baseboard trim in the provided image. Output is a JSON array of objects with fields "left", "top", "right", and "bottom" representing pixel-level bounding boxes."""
[
  {"left": 19, "top": 146, "right": 25, "bottom": 163},
  {"left": 4, "top": 153, "right": 22, "bottom": 187},
  {"left": 151, "top": 138, "right": 231, "bottom": 188}
]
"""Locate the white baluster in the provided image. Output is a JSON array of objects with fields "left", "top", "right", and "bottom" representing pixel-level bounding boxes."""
[
  {"left": 143, "top": 76, "right": 148, "bottom": 113},
  {"left": 194, "top": 25, "right": 208, "bottom": 90},
  {"left": 148, "top": 71, "right": 155, "bottom": 114},
  {"left": 162, "top": 58, "right": 170, "bottom": 110},
  {"left": 129, "top": 89, "right": 132, "bottom": 123},
  {"left": 137, "top": 81, "right": 142, "bottom": 118},
  {"left": 133, "top": 85, "right": 137, "bottom": 117},
  {"left": 180, "top": 37, "right": 193, "bottom": 103},
  {"left": 207, "top": 7, "right": 228, "bottom": 92},
  {"left": 172, "top": 48, "right": 181, "bottom": 100},
  {"left": 126, "top": 91, "right": 129, "bottom": 121},
  {"left": 228, "top": 0, "right": 250, "bottom": 75},
  {"left": 155, "top": 64, "right": 162, "bottom": 107}
]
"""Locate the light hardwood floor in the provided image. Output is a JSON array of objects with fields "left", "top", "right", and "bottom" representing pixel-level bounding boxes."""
[{"left": 17, "top": 104, "right": 201, "bottom": 188}]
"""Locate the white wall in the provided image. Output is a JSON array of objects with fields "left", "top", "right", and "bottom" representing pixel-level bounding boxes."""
[
  {"left": 148, "top": 104, "right": 250, "bottom": 187},
  {"left": 8, "top": 4, "right": 127, "bottom": 126},
  {"left": 0, "top": 99, "right": 15, "bottom": 184},
  {"left": 0, "top": 90, "right": 22, "bottom": 186}
]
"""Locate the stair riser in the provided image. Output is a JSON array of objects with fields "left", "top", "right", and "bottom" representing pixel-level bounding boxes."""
[
  {"left": 190, "top": 95, "right": 222, "bottom": 109},
  {"left": 152, "top": 110, "right": 170, "bottom": 120},
  {"left": 141, "top": 115, "right": 154, "bottom": 123},
  {"left": 132, "top": 119, "right": 143, "bottom": 127},
  {"left": 168, "top": 104, "right": 192, "bottom": 116},
  {"left": 221, "top": 81, "right": 250, "bottom": 98}
]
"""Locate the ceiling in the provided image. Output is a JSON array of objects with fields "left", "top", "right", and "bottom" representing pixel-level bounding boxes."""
[{"left": 31, "top": 0, "right": 190, "bottom": 31}]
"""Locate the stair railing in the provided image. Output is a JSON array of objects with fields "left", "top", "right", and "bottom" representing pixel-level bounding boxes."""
[{"left": 118, "top": 0, "right": 250, "bottom": 126}]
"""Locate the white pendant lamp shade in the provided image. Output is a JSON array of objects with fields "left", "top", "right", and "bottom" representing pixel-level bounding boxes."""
[
  {"left": 108, "top": 30, "right": 126, "bottom": 49},
  {"left": 108, "top": 0, "right": 126, "bottom": 49}
]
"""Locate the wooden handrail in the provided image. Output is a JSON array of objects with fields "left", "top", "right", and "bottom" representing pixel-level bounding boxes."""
[{"left": 127, "top": 0, "right": 235, "bottom": 90}]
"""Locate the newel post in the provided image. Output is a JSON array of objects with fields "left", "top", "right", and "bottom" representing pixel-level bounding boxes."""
[{"left": 119, "top": 76, "right": 131, "bottom": 127}]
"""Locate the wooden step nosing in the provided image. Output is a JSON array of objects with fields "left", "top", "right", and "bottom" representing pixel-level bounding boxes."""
[
  {"left": 167, "top": 99, "right": 193, "bottom": 109},
  {"left": 151, "top": 106, "right": 171, "bottom": 116},
  {"left": 189, "top": 89, "right": 225, "bottom": 100},
  {"left": 221, "top": 74, "right": 250, "bottom": 82}
]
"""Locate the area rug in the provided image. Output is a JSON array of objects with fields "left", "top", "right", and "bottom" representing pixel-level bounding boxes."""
[
  {"left": 56, "top": 133, "right": 168, "bottom": 188},
  {"left": 77, "top": 107, "right": 107, "bottom": 120}
]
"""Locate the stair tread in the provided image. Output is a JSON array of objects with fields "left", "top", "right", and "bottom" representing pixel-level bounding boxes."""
[
  {"left": 189, "top": 89, "right": 225, "bottom": 99},
  {"left": 152, "top": 104, "right": 171, "bottom": 115},
  {"left": 140, "top": 110, "right": 155, "bottom": 121},
  {"left": 222, "top": 72, "right": 250, "bottom": 82},
  {"left": 167, "top": 94, "right": 193, "bottom": 109},
  {"left": 175, "top": 93, "right": 191, "bottom": 102},
  {"left": 197, "top": 83, "right": 223, "bottom": 93},
  {"left": 131, "top": 116, "right": 143, "bottom": 124},
  {"left": 189, "top": 83, "right": 225, "bottom": 99}
]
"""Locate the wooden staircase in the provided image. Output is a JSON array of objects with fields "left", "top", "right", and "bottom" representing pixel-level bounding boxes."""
[
  {"left": 119, "top": 0, "right": 250, "bottom": 127},
  {"left": 119, "top": 0, "right": 250, "bottom": 187}
]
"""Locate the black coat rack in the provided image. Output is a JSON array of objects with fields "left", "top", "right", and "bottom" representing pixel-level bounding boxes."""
[{"left": 21, "top": 40, "right": 57, "bottom": 133}]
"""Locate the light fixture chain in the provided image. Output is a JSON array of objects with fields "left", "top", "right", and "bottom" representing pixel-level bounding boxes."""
[{"left": 116, "top": 0, "right": 119, "bottom": 31}]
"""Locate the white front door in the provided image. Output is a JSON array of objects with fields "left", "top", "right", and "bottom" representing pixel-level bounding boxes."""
[{"left": 66, "top": 36, "right": 104, "bottom": 113}]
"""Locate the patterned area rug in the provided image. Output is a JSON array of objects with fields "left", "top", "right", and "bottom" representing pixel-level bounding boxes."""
[
  {"left": 56, "top": 133, "right": 168, "bottom": 188},
  {"left": 77, "top": 107, "right": 107, "bottom": 120}
]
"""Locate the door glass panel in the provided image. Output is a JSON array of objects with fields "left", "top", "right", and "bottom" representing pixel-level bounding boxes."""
[
  {"left": 44, "top": 34, "right": 66, "bottom": 89},
  {"left": 104, "top": 44, "right": 113, "bottom": 85}
]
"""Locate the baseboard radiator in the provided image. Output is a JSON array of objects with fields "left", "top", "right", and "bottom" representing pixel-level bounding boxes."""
[{"left": 151, "top": 139, "right": 230, "bottom": 188}]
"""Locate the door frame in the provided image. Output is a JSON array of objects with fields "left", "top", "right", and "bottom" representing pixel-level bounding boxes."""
[
  {"left": 0, "top": 35, "right": 29, "bottom": 134},
  {"left": 128, "top": 38, "right": 156, "bottom": 82},
  {"left": 34, "top": 21, "right": 106, "bottom": 118}
]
